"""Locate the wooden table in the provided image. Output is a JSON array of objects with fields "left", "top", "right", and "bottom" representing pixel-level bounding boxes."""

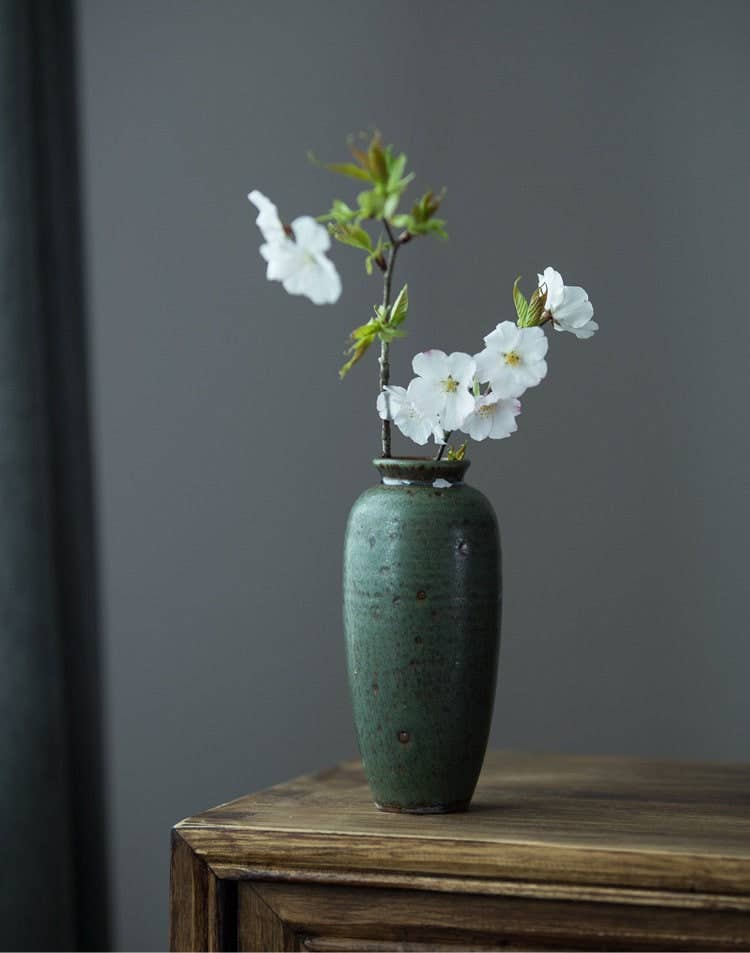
[{"left": 169, "top": 751, "right": 750, "bottom": 951}]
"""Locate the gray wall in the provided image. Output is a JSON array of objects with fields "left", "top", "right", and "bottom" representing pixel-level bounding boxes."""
[{"left": 76, "top": 1, "right": 750, "bottom": 949}]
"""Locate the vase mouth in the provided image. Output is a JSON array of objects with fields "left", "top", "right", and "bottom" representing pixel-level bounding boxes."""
[{"left": 373, "top": 456, "right": 471, "bottom": 487}]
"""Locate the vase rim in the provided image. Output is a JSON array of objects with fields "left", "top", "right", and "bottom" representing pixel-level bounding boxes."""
[{"left": 372, "top": 456, "right": 471, "bottom": 486}]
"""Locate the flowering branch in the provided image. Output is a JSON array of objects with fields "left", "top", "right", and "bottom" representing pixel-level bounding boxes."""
[
  {"left": 247, "top": 133, "right": 597, "bottom": 462},
  {"left": 311, "top": 133, "right": 448, "bottom": 454}
]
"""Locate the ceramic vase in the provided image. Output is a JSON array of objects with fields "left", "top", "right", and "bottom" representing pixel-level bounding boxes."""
[{"left": 343, "top": 457, "right": 501, "bottom": 813}]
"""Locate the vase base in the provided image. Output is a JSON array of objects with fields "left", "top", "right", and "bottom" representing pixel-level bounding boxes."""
[{"left": 375, "top": 799, "right": 470, "bottom": 815}]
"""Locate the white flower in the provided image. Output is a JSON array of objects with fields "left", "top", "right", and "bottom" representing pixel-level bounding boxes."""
[
  {"left": 377, "top": 382, "right": 444, "bottom": 446},
  {"left": 460, "top": 394, "right": 521, "bottom": 441},
  {"left": 474, "top": 322, "right": 548, "bottom": 398},
  {"left": 538, "top": 266, "right": 597, "bottom": 339},
  {"left": 408, "top": 351, "right": 476, "bottom": 432},
  {"left": 248, "top": 189, "right": 286, "bottom": 244},
  {"left": 248, "top": 190, "right": 341, "bottom": 305}
]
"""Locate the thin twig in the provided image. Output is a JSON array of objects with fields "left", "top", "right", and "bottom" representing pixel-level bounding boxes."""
[
  {"left": 435, "top": 432, "right": 452, "bottom": 461},
  {"left": 378, "top": 219, "right": 403, "bottom": 458}
]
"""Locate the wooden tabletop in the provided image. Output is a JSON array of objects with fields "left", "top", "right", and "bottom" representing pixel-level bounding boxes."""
[{"left": 175, "top": 750, "right": 750, "bottom": 905}]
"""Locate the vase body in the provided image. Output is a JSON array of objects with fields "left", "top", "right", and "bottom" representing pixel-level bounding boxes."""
[{"left": 343, "top": 458, "right": 501, "bottom": 813}]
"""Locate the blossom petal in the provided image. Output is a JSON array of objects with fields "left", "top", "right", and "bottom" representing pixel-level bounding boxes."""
[
  {"left": 516, "top": 359, "right": 547, "bottom": 388},
  {"left": 539, "top": 266, "right": 564, "bottom": 310},
  {"left": 261, "top": 242, "right": 301, "bottom": 280},
  {"left": 392, "top": 412, "right": 431, "bottom": 445},
  {"left": 281, "top": 259, "right": 336, "bottom": 304},
  {"left": 463, "top": 410, "right": 493, "bottom": 441},
  {"left": 571, "top": 319, "right": 598, "bottom": 339},
  {"left": 248, "top": 190, "right": 286, "bottom": 244},
  {"left": 445, "top": 351, "right": 477, "bottom": 385},
  {"left": 311, "top": 255, "right": 342, "bottom": 304},
  {"left": 377, "top": 386, "right": 407, "bottom": 420},
  {"left": 489, "top": 399, "right": 521, "bottom": 439},
  {"left": 522, "top": 336, "right": 550, "bottom": 361},
  {"left": 483, "top": 321, "right": 519, "bottom": 351},
  {"left": 561, "top": 285, "right": 589, "bottom": 307},
  {"left": 486, "top": 370, "right": 527, "bottom": 399},
  {"left": 280, "top": 255, "right": 341, "bottom": 305},
  {"left": 555, "top": 292, "right": 593, "bottom": 328},
  {"left": 442, "top": 387, "right": 475, "bottom": 431},
  {"left": 412, "top": 349, "right": 449, "bottom": 381},
  {"left": 474, "top": 348, "right": 499, "bottom": 384},
  {"left": 290, "top": 215, "right": 331, "bottom": 254},
  {"left": 407, "top": 376, "right": 444, "bottom": 417},
  {"left": 518, "top": 326, "right": 549, "bottom": 359}
]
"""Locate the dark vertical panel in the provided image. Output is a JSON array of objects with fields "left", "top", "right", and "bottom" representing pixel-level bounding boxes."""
[
  {"left": 0, "top": 0, "right": 77, "bottom": 947},
  {"left": 0, "top": 0, "right": 109, "bottom": 948},
  {"left": 28, "top": 1, "right": 111, "bottom": 948}
]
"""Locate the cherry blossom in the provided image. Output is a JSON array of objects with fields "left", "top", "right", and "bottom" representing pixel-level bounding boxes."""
[
  {"left": 408, "top": 351, "right": 476, "bottom": 432},
  {"left": 376, "top": 383, "right": 444, "bottom": 446},
  {"left": 248, "top": 190, "right": 341, "bottom": 305},
  {"left": 474, "top": 322, "right": 548, "bottom": 398},
  {"left": 538, "top": 266, "right": 597, "bottom": 339},
  {"left": 460, "top": 394, "right": 521, "bottom": 441}
]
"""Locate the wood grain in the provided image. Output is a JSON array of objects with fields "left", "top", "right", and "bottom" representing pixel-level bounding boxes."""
[
  {"left": 177, "top": 751, "right": 750, "bottom": 897},
  {"left": 209, "top": 863, "right": 750, "bottom": 911},
  {"left": 171, "top": 751, "right": 750, "bottom": 950},
  {"left": 244, "top": 880, "right": 750, "bottom": 951},
  {"left": 170, "top": 829, "right": 234, "bottom": 951},
  {"left": 238, "top": 883, "right": 300, "bottom": 952},
  {"left": 170, "top": 830, "right": 210, "bottom": 951},
  {"left": 302, "top": 940, "right": 506, "bottom": 952}
]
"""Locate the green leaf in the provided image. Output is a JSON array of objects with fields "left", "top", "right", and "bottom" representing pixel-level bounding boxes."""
[
  {"left": 317, "top": 199, "right": 359, "bottom": 224},
  {"left": 364, "top": 240, "right": 387, "bottom": 275},
  {"left": 329, "top": 223, "right": 373, "bottom": 252},
  {"left": 386, "top": 153, "right": 407, "bottom": 189},
  {"left": 367, "top": 139, "right": 388, "bottom": 183},
  {"left": 308, "top": 150, "right": 372, "bottom": 181},
  {"left": 334, "top": 200, "right": 355, "bottom": 218},
  {"left": 389, "top": 284, "right": 409, "bottom": 327},
  {"left": 384, "top": 150, "right": 414, "bottom": 197},
  {"left": 339, "top": 321, "right": 379, "bottom": 379},
  {"left": 377, "top": 326, "right": 406, "bottom": 342},
  {"left": 525, "top": 287, "right": 545, "bottom": 327},
  {"left": 390, "top": 189, "right": 447, "bottom": 239},
  {"left": 446, "top": 441, "right": 467, "bottom": 461},
  {"left": 352, "top": 318, "right": 380, "bottom": 340},
  {"left": 323, "top": 161, "right": 372, "bottom": 181},
  {"left": 357, "top": 188, "right": 382, "bottom": 219},
  {"left": 383, "top": 193, "right": 400, "bottom": 219},
  {"left": 513, "top": 276, "right": 529, "bottom": 326},
  {"left": 339, "top": 340, "right": 371, "bottom": 379},
  {"left": 412, "top": 188, "right": 445, "bottom": 222},
  {"left": 339, "top": 285, "right": 411, "bottom": 378},
  {"left": 408, "top": 217, "right": 448, "bottom": 239},
  {"left": 390, "top": 213, "right": 413, "bottom": 229}
]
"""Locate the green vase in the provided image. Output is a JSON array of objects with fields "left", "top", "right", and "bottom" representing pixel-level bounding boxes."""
[{"left": 343, "top": 457, "right": 501, "bottom": 813}]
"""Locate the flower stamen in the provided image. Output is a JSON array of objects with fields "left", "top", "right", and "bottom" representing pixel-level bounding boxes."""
[
  {"left": 503, "top": 351, "right": 521, "bottom": 366},
  {"left": 442, "top": 375, "right": 460, "bottom": 393}
]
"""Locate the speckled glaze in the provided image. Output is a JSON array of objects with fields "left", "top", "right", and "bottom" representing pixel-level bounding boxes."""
[{"left": 343, "top": 458, "right": 501, "bottom": 813}]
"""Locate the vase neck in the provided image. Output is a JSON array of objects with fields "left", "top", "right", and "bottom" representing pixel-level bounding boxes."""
[{"left": 373, "top": 457, "right": 470, "bottom": 487}]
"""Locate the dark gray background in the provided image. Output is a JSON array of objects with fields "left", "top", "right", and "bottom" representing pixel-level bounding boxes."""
[{"left": 75, "top": 1, "right": 750, "bottom": 949}]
